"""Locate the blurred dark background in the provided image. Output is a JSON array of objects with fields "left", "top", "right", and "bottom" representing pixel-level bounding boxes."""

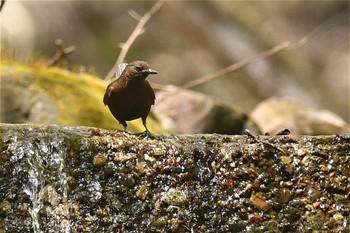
[{"left": 1, "top": 1, "right": 349, "bottom": 122}]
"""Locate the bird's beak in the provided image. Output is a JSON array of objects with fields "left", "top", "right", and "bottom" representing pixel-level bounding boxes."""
[{"left": 147, "top": 68, "right": 158, "bottom": 74}]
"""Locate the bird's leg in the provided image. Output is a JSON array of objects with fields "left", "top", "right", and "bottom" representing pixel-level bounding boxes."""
[
  {"left": 142, "top": 119, "right": 149, "bottom": 132},
  {"left": 141, "top": 118, "right": 156, "bottom": 139},
  {"left": 142, "top": 118, "right": 150, "bottom": 137},
  {"left": 120, "top": 121, "right": 127, "bottom": 132}
]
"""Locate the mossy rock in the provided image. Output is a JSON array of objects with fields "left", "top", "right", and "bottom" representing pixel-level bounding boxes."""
[
  {"left": 1, "top": 124, "right": 349, "bottom": 232},
  {"left": 0, "top": 61, "right": 162, "bottom": 133}
]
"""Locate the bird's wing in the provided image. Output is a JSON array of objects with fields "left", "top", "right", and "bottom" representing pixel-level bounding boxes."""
[
  {"left": 103, "top": 81, "right": 125, "bottom": 105},
  {"left": 145, "top": 81, "right": 156, "bottom": 105},
  {"left": 103, "top": 84, "right": 116, "bottom": 106},
  {"left": 103, "top": 87, "right": 111, "bottom": 106}
]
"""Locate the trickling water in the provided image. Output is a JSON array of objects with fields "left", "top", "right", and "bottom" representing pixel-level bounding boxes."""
[
  {"left": 7, "top": 128, "right": 71, "bottom": 233},
  {"left": 23, "top": 149, "right": 44, "bottom": 233},
  {"left": 47, "top": 139, "right": 71, "bottom": 233},
  {"left": 9, "top": 133, "right": 45, "bottom": 233}
]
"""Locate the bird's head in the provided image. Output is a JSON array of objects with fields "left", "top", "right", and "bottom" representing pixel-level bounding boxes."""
[{"left": 124, "top": 61, "right": 158, "bottom": 80}]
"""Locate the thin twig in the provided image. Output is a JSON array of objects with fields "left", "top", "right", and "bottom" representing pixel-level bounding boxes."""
[
  {"left": 46, "top": 39, "right": 76, "bottom": 67},
  {"left": 181, "top": 37, "right": 308, "bottom": 89},
  {"left": 0, "top": 0, "right": 6, "bottom": 12},
  {"left": 104, "top": 1, "right": 163, "bottom": 82}
]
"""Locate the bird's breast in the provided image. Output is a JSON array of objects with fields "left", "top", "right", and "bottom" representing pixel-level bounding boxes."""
[{"left": 106, "top": 81, "right": 155, "bottom": 121}]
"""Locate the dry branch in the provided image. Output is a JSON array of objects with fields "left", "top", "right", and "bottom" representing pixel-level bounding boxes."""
[
  {"left": 104, "top": 1, "right": 163, "bottom": 82},
  {"left": 0, "top": 0, "right": 6, "bottom": 12},
  {"left": 46, "top": 39, "right": 76, "bottom": 67},
  {"left": 181, "top": 37, "right": 308, "bottom": 89}
]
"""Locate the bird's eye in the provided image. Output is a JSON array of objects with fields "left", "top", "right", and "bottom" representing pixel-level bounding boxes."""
[{"left": 135, "top": 66, "right": 143, "bottom": 72}]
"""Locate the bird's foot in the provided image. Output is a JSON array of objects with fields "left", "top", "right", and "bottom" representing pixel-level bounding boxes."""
[
  {"left": 136, "top": 130, "right": 159, "bottom": 140},
  {"left": 122, "top": 130, "right": 131, "bottom": 137}
]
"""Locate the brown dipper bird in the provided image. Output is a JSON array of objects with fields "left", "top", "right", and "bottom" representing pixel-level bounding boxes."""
[{"left": 103, "top": 61, "right": 158, "bottom": 132}]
